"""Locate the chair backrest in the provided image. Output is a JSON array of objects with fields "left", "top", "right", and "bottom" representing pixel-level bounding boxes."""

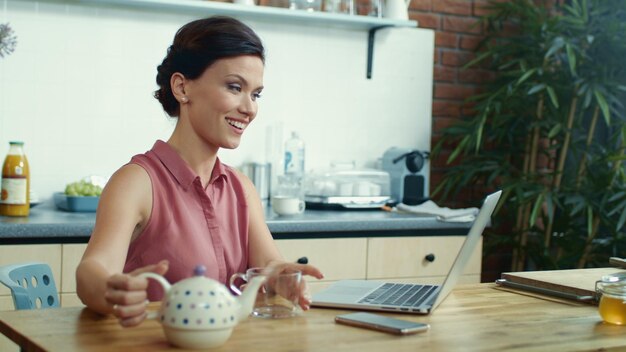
[{"left": 0, "top": 262, "right": 60, "bottom": 310}]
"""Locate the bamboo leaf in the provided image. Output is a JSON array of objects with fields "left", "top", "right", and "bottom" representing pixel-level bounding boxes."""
[
  {"left": 529, "top": 193, "right": 544, "bottom": 227},
  {"left": 447, "top": 136, "right": 469, "bottom": 164},
  {"left": 587, "top": 206, "right": 593, "bottom": 237},
  {"left": 607, "top": 155, "right": 626, "bottom": 162},
  {"left": 618, "top": 208, "right": 626, "bottom": 232},
  {"left": 545, "top": 195, "right": 554, "bottom": 224},
  {"left": 516, "top": 68, "right": 537, "bottom": 87},
  {"left": 528, "top": 84, "right": 545, "bottom": 95},
  {"left": 463, "top": 51, "right": 492, "bottom": 70},
  {"left": 546, "top": 37, "right": 564, "bottom": 59},
  {"left": 609, "top": 192, "right": 626, "bottom": 202},
  {"left": 594, "top": 90, "right": 611, "bottom": 125},
  {"left": 566, "top": 44, "right": 577, "bottom": 76},
  {"left": 547, "top": 86, "right": 559, "bottom": 108},
  {"left": 548, "top": 124, "right": 562, "bottom": 138}
]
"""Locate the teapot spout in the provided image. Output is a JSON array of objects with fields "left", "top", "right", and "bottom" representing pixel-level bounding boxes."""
[{"left": 237, "top": 275, "right": 266, "bottom": 321}]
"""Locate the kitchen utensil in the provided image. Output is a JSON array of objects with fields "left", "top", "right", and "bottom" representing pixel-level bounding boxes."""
[
  {"left": 303, "top": 166, "right": 391, "bottom": 209},
  {"left": 138, "top": 265, "right": 266, "bottom": 349},
  {"left": 383, "top": 0, "right": 409, "bottom": 19},
  {"left": 242, "top": 162, "right": 271, "bottom": 202}
]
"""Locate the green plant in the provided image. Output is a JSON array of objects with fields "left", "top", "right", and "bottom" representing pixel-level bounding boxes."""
[
  {"left": 0, "top": 23, "right": 17, "bottom": 58},
  {"left": 432, "top": 0, "right": 626, "bottom": 271}
]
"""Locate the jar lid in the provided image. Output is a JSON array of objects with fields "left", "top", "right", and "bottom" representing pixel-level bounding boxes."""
[
  {"left": 601, "top": 272, "right": 626, "bottom": 283},
  {"left": 597, "top": 272, "right": 626, "bottom": 296}
]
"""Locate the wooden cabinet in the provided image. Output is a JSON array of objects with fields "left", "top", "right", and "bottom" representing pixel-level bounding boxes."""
[
  {"left": 61, "top": 244, "right": 88, "bottom": 307},
  {"left": 0, "top": 245, "right": 62, "bottom": 299},
  {"left": 0, "top": 235, "right": 482, "bottom": 310},
  {"left": 275, "top": 238, "right": 368, "bottom": 294},
  {"left": 275, "top": 235, "right": 482, "bottom": 294},
  {"left": 0, "top": 244, "right": 84, "bottom": 310},
  {"left": 366, "top": 236, "right": 481, "bottom": 282}
]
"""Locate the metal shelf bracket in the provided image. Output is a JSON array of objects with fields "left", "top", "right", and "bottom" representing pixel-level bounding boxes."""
[{"left": 367, "top": 25, "right": 393, "bottom": 79}]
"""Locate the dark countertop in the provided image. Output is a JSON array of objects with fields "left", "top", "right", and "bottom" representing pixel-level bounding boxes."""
[{"left": 0, "top": 202, "right": 472, "bottom": 244}]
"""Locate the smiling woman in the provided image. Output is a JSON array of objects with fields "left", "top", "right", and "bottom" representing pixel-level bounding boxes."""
[{"left": 75, "top": 16, "right": 323, "bottom": 328}]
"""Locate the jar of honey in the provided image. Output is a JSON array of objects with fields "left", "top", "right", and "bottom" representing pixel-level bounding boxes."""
[
  {"left": 0, "top": 141, "right": 30, "bottom": 217},
  {"left": 596, "top": 272, "right": 626, "bottom": 325}
]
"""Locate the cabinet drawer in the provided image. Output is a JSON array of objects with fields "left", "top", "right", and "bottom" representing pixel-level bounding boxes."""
[
  {"left": 61, "top": 244, "right": 87, "bottom": 293},
  {"left": 61, "top": 293, "right": 85, "bottom": 308},
  {"left": 0, "top": 245, "right": 62, "bottom": 297},
  {"left": 366, "top": 236, "right": 482, "bottom": 279},
  {"left": 275, "top": 238, "right": 367, "bottom": 281}
]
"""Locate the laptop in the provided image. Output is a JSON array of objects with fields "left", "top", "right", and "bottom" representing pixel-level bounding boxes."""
[{"left": 311, "top": 190, "right": 502, "bottom": 314}]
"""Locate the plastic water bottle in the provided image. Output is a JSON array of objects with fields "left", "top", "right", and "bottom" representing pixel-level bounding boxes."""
[{"left": 284, "top": 131, "right": 305, "bottom": 178}]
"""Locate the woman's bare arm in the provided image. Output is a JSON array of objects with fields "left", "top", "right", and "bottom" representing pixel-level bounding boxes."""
[{"left": 75, "top": 164, "right": 152, "bottom": 315}]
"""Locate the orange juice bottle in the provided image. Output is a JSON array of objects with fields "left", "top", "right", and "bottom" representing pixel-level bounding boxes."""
[{"left": 0, "top": 141, "right": 30, "bottom": 217}]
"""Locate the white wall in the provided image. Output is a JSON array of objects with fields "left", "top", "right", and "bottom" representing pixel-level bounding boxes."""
[{"left": 0, "top": 0, "right": 434, "bottom": 202}]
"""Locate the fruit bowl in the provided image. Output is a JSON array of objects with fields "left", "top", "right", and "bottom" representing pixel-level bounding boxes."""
[{"left": 53, "top": 192, "right": 99, "bottom": 212}]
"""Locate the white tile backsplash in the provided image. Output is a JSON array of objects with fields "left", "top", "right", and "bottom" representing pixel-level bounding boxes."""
[{"left": 0, "top": 0, "right": 433, "bottom": 201}]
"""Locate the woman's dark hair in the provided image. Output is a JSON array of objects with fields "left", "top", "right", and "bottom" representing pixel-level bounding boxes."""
[{"left": 154, "top": 16, "right": 265, "bottom": 117}]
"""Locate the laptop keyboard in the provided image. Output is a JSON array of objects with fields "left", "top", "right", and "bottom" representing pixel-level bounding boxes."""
[{"left": 358, "top": 283, "right": 437, "bottom": 307}]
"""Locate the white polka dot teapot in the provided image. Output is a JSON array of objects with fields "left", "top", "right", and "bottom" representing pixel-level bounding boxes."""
[{"left": 139, "top": 265, "right": 266, "bottom": 349}]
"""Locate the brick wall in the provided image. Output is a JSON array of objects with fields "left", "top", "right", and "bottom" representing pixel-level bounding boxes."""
[
  {"left": 408, "top": 0, "right": 492, "bottom": 197},
  {"left": 409, "top": 0, "right": 509, "bottom": 282}
]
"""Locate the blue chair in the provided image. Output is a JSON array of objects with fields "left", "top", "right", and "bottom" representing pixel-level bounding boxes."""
[{"left": 0, "top": 262, "right": 60, "bottom": 310}]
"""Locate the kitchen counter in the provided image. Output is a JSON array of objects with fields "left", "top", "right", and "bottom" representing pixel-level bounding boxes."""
[{"left": 0, "top": 203, "right": 472, "bottom": 244}]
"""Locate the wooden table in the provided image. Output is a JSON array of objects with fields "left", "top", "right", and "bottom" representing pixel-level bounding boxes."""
[{"left": 2, "top": 283, "right": 626, "bottom": 351}]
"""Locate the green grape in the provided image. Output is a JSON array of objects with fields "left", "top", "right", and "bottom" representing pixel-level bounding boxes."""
[{"left": 64, "top": 180, "right": 103, "bottom": 197}]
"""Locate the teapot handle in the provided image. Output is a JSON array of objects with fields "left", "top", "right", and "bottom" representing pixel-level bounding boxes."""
[
  {"left": 136, "top": 272, "right": 172, "bottom": 320},
  {"left": 229, "top": 272, "right": 247, "bottom": 296},
  {"left": 137, "top": 272, "right": 172, "bottom": 292}
]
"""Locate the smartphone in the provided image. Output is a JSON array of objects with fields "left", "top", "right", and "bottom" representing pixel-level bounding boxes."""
[{"left": 335, "top": 312, "right": 430, "bottom": 335}]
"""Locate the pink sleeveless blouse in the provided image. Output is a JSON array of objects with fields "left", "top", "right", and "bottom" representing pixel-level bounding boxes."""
[{"left": 123, "top": 140, "right": 249, "bottom": 301}]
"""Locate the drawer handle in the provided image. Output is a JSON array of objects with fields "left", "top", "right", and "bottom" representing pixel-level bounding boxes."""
[
  {"left": 297, "top": 256, "right": 309, "bottom": 264},
  {"left": 424, "top": 253, "right": 436, "bottom": 262}
]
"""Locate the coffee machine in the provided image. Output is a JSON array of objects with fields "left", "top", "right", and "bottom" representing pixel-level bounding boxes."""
[{"left": 382, "top": 147, "right": 429, "bottom": 205}]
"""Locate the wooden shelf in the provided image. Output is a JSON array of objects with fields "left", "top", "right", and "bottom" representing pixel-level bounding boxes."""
[
  {"left": 72, "top": 0, "right": 419, "bottom": 78},
  {"left": 79, "top": 0, "right": 417, "bottom": 29}
]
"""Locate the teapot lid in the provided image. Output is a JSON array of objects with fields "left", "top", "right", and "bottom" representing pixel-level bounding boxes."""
[{"left": 194, "top": 265, "right": 207, "bottom": 276}]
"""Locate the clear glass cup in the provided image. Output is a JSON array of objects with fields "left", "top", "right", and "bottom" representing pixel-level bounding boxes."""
[{"left": 230, "top": 267, "right": 303, "bottom": 319}]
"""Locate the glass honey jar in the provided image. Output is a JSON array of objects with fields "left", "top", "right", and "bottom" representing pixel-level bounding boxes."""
[{"left": 596, "top": 272, "right": 626, "bottom": 325}]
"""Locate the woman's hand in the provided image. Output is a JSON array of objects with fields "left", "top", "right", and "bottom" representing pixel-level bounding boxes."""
[
  {"left": 262, "top": 261, "right": 324, "bottom": 311},
  {"left": 104, "top": 260, "right": 169, "bottom": 327}
]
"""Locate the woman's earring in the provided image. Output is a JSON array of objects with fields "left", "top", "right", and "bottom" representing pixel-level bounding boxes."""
[{"left": 181, "top": 97, "right": 188, "bottom": 103}]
